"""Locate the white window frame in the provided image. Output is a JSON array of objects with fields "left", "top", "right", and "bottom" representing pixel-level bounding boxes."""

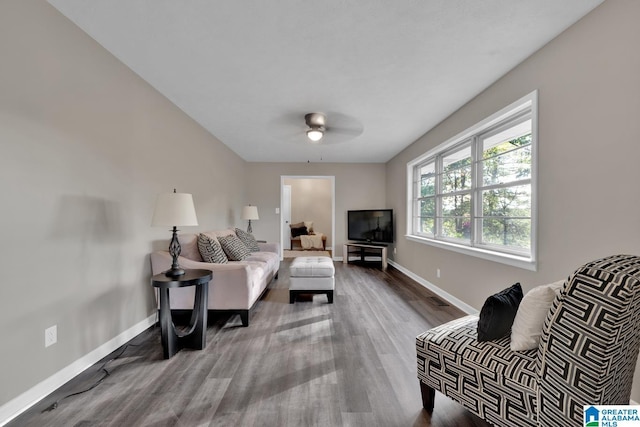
[{"left": 406, "top": 91, "right": 538, "bottom": 271}]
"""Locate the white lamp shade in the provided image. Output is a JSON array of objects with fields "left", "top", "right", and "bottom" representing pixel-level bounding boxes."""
[
  {"left": 151, "top": 192, "right": 198, "bottom": 226},
  {"left": 241, "top": 205, "right": 259, "bottom": 221}
]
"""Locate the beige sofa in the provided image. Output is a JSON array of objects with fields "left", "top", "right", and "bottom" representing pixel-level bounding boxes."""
[{"left": 150, "top": 229, "right": 280, "bottom": 326}]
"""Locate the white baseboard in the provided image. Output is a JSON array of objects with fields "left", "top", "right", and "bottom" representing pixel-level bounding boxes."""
[
  {"left": 387, "top": 259, "right": 478, "bottom": 315},
  {"left": 0, "top": 314, "right": 156, "bottom": 426}
]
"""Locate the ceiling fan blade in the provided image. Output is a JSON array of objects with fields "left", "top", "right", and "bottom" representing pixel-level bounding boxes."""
[
  {"left": 268, "top": 111, "right": 364, "bottom": 145},
  {"left": 327, "top": 125, "right": 363, "bottom": 136}
]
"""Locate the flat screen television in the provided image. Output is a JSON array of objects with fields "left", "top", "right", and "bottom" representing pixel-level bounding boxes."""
[{"left": 347, "top": 209, "right": 393, "bottom": 244}]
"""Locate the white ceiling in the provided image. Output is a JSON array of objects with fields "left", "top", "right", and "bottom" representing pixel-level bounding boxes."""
[{"left": 48, "top": 0, "right": 603, "bottom": 163}]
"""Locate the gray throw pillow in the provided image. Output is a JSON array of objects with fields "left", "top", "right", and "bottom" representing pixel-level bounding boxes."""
[
  {"left": 218, "top": 234, "right": 251, "bottom": 261},
  {"left": 197, "top": 233, "right": 228, "bottom": 264},
  {"left": 235, "top": 228, "right": 260, "bottom": 252}
]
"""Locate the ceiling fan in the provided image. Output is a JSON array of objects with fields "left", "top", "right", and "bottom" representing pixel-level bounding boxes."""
[
  {"left": 302, "top": 112, "right": 363, "bottom": 144},
  {"left": 269, "top": 111, "right": 364, "bottom": 145},
  {"left": 305, "top": 113, "right": 326, "bottom": 142}
]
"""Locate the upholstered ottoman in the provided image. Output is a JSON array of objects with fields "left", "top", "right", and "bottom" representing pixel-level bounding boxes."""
[{"left": 289, "top": 257, "right": 335, "bottom": 304}]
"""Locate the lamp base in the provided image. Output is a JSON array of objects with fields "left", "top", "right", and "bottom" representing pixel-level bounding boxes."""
[
  {"left": 165, "top": 226, "right": 185, "bottom": 278},
  {"left": 164, "top": 267, "right": 185, "bottom": 278}
]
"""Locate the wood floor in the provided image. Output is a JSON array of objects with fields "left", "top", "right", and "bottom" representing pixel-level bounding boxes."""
[{"left": 9, "top": 261, "right": 490, "bottom": 427}]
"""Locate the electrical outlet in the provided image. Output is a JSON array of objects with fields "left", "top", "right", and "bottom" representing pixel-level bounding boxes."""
[
  {"left": 437, "top": 268, "right": 441, "bottom": 278},
  {"left": 45, "top": 325, "right": 57, "bottom": 347},
  {"left": 393, "top": 247, "right": 397, "bottom": 254}
]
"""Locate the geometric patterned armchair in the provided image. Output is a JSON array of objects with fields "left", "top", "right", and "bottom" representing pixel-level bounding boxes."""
[{"left": 416, "top": 254, "right": 640, "bottom": 426}]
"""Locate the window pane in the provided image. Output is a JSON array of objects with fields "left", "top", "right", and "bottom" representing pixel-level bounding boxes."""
[
  {"left": 420, "top": 217, "right": 435, "bottom": 235},
  {"left": 481, "top": 218, "right": 531, "bottom": 249},
  {"left": 419, "top": 198, "right": 435, "bottom": 235},
  {"left": 443, "top": 145, "right": 472, "bottom": 171},
  {"left": 482, "top": 120, "right": 531, "bottom": 158},
  {"left": 442, "top": 145, "right": 472, "bottom": 193},
  {"left": 482, "top": 186, "right": 531, "bottom": 217},
  {"left": 420, "top": 197, "right": 435, "bottom": 217},
  {"left": 419, "top": 163, "right": 436, "bottom": 197},
  {"left": 442, "top": 194, "right": 471, "bottom": 217},
  {"left": 442, "top": 164, "right": 471, "bottom": 193},
  {"left": 441, "top": 218, "right": 471, "bottom": 240},
  {"left": 482, "top": 145, "right": 531, "bottom": 186},
  {"left": 440, "top": 194, "right": 471, "bottom": 240}
]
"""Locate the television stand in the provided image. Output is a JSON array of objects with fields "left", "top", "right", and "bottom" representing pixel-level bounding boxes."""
[{"left": 343, "top": 242, "right": 388, "bottom": 270}]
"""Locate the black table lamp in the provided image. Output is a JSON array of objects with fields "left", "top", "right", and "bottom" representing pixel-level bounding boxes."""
[{"left": 152, "top": 189, "right": 199, "bottom": 277}]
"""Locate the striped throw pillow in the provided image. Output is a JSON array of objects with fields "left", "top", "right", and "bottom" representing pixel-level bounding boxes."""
[
  {"left": 218, "top": 234, "right": 251, "bottom": 261},
  {"left": 197, "top": 233, "right": 228, "bottom": 264},
  {"left": 235, "top": 228, "right": 260, "bottom": 252}
]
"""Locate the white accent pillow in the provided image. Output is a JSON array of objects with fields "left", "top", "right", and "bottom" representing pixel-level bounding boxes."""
[
  {"left": 510, "top": 280, "right": 564, "bottom": 351},
  {"left": 303, "top": 221, "right": 314, "bottom": 233}
]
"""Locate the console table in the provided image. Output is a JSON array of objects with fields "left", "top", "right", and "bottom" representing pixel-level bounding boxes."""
[
  {"left": 343, "top": 242, "right": 388, "bottom": 270},
  {"left": 151, "top": 269, "right": 212, "bottom": 359}
]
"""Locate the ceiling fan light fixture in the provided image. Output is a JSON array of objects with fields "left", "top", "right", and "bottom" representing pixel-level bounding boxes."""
[
  {"left": 305, "top": 113, "right": 326, "bottom": 142},
  {"left": 307, "top": 128, "right": 324, "bottom": 142}
]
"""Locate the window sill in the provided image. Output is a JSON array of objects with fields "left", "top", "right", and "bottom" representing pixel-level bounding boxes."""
[{"left": 405, "top": 234, "right": 536, "bottom": 271}]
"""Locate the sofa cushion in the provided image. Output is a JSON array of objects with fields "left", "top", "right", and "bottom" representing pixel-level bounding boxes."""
[
  {"left": 246, "top": 251, "right": 280, "bottom": 275},
  {"left": 218, "top": 234, "right": 251, "bottom": 261},
  {"left": 197, "top": 233, "right": 228, "bottom": 264},
  {"left": 235, "top": 228, "right": 260, "bottom": 252},
  {"left": 177, "top": 233, "right": 203, "bottom": 262},
  {"left": 477, "top": 282, "right": 523, "bottom": 342},
  {"left": 510, "top": 280, "right": 564, "bottom": 351}
]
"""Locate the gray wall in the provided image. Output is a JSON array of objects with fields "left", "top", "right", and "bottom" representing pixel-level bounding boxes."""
[
  {"left": 0, "top": 0, "right": 247, "bottom": 410},
  {"left": 246, "top": 163, "right": 386, "bottom": 257},
  {"left": 386, "top": 0, "right": 640, "bottom": 400}
]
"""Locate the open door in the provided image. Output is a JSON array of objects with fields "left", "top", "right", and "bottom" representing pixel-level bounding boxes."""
[
  {"left": 281, "top": 185, "right": 291, "bottom": 258},
  {"left": 281, "top": 176, "right": 335, "bottom": 258}
]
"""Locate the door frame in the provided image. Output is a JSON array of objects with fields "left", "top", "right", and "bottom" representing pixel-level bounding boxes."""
[{"left": 280, "top": 175, "right": 335, "bottom": 259}]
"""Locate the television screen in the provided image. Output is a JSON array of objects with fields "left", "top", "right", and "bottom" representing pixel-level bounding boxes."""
[{"left": 347, "top": 209, "right": 393, "bottom": 244}]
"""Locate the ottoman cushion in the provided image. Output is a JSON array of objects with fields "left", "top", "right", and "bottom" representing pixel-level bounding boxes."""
[{"left": 290, "top": 256, "right": 335, "bottom": 277}]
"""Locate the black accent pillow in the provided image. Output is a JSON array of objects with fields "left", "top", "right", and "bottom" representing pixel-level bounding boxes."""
[
  {"left": 290, "top": 226, "right": 308, "bottom": 238},
  {"left": 477, "top": 282, "right": 523, "bottom": 342}
]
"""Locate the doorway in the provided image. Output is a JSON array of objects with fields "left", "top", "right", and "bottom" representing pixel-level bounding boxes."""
[{"left": 280, "top": 176, "right": 335, "bottom": 258}]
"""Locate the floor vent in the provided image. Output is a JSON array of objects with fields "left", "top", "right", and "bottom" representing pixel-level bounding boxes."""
[{"left": 428, "top": 296, "right": 449, "bottom": 307}]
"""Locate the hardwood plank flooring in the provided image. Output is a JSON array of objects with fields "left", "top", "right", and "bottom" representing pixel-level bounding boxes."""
[{"left": 8, "top": 261, "right": 490, "bottom": 427}]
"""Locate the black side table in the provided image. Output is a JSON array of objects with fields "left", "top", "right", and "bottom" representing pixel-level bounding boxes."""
[{"left": 151, "top": 269, "right": 212, "bottom": 359}]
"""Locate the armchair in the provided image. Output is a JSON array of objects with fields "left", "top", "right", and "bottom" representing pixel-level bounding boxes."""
[
  {"left": 416, "top": 254, "right": 640, "bottom": 426},
  {"left": 289, "top": 221, "right": 326, "bottom": 250}
]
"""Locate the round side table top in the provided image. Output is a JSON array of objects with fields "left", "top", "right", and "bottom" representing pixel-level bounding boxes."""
[{"left": 151, "top": 269, "right": 212, "bottom": 289}]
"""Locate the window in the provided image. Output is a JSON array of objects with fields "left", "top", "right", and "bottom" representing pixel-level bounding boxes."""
[{"left": 407, "top": 91, "right": 537, "bottom": 270}]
